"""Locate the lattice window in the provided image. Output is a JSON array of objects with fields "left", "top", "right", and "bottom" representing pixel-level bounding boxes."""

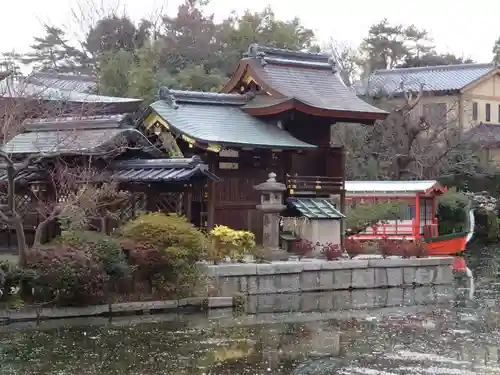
[{"left": 156, "top": 192, "right": 184, "bottom": 214}]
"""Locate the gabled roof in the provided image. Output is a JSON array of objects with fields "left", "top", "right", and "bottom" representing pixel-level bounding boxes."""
[
  {"left": 2, "top": 114, "right": 161, "bottom": 156},
  {"left": 147, "top": 88, "right": 317, "bottom": 150},
  {"left": 102, "top": 156, "right": 221, "bottom": 182},
  {"left": 356, "top": 63, "right": 498, "bottom": 97},
  {"left": 288, "top": 197, "right": 344, "bottom": 219},
  {"left": 26, "top": 72, "right": 98, "bottom": 93},
  {"left": 345, "top": 180, "right": 447, "bottom": 195},
  {"left": 221, "top": 44, "right": 387, "bottom": 123},
  {"left": 466, "top": 122, "right": 500, "bottom": 145},
  {"left": 0, "top": 77, "right": 138, "bottom": 103}
]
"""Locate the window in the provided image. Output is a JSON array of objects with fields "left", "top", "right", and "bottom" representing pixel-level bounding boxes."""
[
  {"left": 472, "top": 102, "right": 478, "bottom": 121},
  {"left": 486, "top": 103, "right": 491, "bottom": 122}
]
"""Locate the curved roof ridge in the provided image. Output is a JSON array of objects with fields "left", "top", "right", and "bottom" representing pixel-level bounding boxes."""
[{"left": 373, "top": 63, "right": 496, "bottom": 75}]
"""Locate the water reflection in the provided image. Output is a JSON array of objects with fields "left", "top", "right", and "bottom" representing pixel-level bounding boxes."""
[{"left": 1, "top": 282, "right": 500, "bottom": 374}]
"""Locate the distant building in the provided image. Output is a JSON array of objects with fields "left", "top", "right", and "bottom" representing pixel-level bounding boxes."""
[{"left": 356, "top": 63, "right": 500, "bottom": 162}]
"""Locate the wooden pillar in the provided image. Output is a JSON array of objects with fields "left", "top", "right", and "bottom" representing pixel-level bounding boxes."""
[
  {"left": 207, "top": 179, "right": 215, "bottom": 230},
  {"left": 415, "top": 193, "right": 421, "bottom": 239}
]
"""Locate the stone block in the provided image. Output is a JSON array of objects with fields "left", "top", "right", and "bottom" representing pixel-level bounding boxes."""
[
  {"left": 332, "top": 290, "right": 352, "bottom": 310},
  {"left": 374, "top": 268, "right": 388, "bottom": 288},
  {"left": 414, "top": 267, "right": 435, "bottom": 285},
  {"left": 239, "top": 276, "right": 248, "bottom": 294},
  {"left": 271, "top": 262, "right": 304, "bottom": 275},
  {"left": 413, "top": 286, "right": 434, "bottom": 305},
  {"left": 333, "top": 270, "right": 352, "bottom": 289},
  {"left": 208, "top": 297, "right": 234, "bottom": 308},
  {"left": 247, "top": 276, "right": 259, "bottom": 294},
  {"left": 387, "top": 268, "right": 403, "bottom": 287},
  {"left": 216, "top": 263, "right": 257, "bottom": 277},
  {"left": 273, "top": 294, "right": 301, "bottom": 313},
  {"left": 368, "top": 258, "right": 414, "bottom": 268},
  {"left": 403, "top": 287, "right": 416, "bottom": 306},
  {"left": 386, "top": 288, "right": 404, "bottom": 307},
  {"left": 256, "top": 263, "right": 276, "bottom": 275},
  {"left": 417, "top": 257, "right": 453, "bottom": 267},
  {"left": 434, "top": 266, "right": 454, "bottom": 285},
  {"left": 434, "top": 285, "right": 455, "bottom": 302},
  {"left": 351, "top": 290, "right": 374, "bottom": 309},
  {"left": 257, "top": 275, "right": 276, "bottom": 294},
  {"left": 246, "top": 295, "right": 259, "bottom": 314},
  {"left": 301, "top": 271, "right": 320, "bottom": 292},
  {"left": 352, "top": 268, "right": 375, "bottom": 289},
  {"left": 275, "top": 274, "right": 301, "bottom": 293},
  {"left": 219, "top": 277, "right": 239, "bottom": 297},
  {"left": 403, "top": 267, "right": 417, "bottom": 285},
  {"left": 317, "top": 293, "right": 335, "bottom": 311},
  {"left": 256, "top": 294, "right": 277, "bottom": 313},
  {"left": 370, "top": 289, "right": 389, "bottom": 308},
  {"left": 300, "top": 293, "right": 320, "bottom": 311},
  {"left": 318, "top": 270, "right": 335, "bottom": 290}
]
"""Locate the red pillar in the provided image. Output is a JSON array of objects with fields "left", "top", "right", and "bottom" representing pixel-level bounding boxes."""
[{"left": 414, "top": 193, "right": 421, "bottom": 239}]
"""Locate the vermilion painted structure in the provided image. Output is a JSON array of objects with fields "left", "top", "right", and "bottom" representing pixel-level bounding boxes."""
[{"left": 345, "top": 180, "right": 468, "bottom": 257}]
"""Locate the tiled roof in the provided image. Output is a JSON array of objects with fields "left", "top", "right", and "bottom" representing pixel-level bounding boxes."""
[
  {"left": 355, "top": 63, "right": 497, "bottom": 97},
  {"left": 288, "top": 197, "right": 344, "bottom": 219},
  {"left": 150, "top": 89, "right": 317, "bottom": 150},
  {"left": 466, "top": 122, "right": 500, "bottom": 144},
  {"left": 103, "top": 156, "right": 220, "bottom": 182},
  {"left": 345, "top": 180, "right": 446, "bottom": 194},
  {"left": 0, "top": 76, "right": 140, "bottom": 104},
  {"left": 23, "top": 114, "right": 133, "bottom": 132},
  {"left": 2, "top": 127, "right": 159, "bottom": 156},
  {"left": 222, "top": 44, "right": 387, "bottom": 120},
  {"left": 27, "top": 72, "right": 98, "bottom": 93}
]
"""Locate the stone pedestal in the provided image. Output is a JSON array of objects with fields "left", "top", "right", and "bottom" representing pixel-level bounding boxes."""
[{"left": 254, "top": 172, "right": 288, "bottom": 260}]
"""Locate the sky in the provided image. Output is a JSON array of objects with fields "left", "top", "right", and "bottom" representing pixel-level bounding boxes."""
[{"left": 1, "top": 0, "right": 499, "bottom": 64}]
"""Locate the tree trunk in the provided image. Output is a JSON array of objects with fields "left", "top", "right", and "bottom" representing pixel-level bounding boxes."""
[
  {"left": 33, "top": 217, "right": 53, "bottom": 248},
  {"left": 12, "top": 214, "right": 28, "bottom": 267}
]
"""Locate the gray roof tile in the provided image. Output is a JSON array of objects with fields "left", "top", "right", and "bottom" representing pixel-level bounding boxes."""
[
  {"left": 356, "top": 63, "right": 496, "bottom": 97},
  {"left": 150, "top": 90, "right": 317, "bottom": 149},
  {"left": 2, "top": 128, "right": 156, "bottom": 155},
  {"left": 105, "top": 156, "right": 220, "bottom": 182},
  {"left": 0, "top": 76, "right": 140, "bottom": 103},
  {"left": 288, "top": 197, "right": 344, "bottom": 219},
  {"left": 242, "top": 44, "right": 387, "bottom": 117},
  {"left": 27, "top": 72, "right": 98, "bottom": 93}
]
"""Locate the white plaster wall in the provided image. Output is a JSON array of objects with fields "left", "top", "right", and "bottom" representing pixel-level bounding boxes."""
[{"left": 301, "top": 220, "right": 341, "bottom": 255}]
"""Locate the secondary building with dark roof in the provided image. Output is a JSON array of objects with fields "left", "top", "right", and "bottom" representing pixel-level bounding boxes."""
[
  {"left": 357, "top": 63, "right": 500, "bottom": 162},
  {"left": 139, "top": 44, "right": 388, "bottom": 240}
]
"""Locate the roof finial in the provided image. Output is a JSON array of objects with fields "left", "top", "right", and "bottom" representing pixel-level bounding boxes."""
[
  {"left": 328, "top": 56, "right": 337, "bottom": 73},
  {"left": 157, "top": 87, "right": 179, "bottom": 109},
  {"left": 245, "top": 43, "right": 260, "bottom": 58}
]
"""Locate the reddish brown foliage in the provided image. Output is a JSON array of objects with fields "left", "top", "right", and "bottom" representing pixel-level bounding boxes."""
[
  {"left": 321, "top": 243, "right": 343, "bottom": 261},
  {"left": 344, "top": 238, "right": 365, "bottom": 258},
  {"left": 293, "top": 239, "right": 316, "bottom": 259},
  {"left": 26, "top": 244, "right": 108, "bottom": 306}
]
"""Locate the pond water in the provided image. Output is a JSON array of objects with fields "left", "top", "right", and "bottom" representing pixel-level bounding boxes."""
[{"left": 1, "top": 248, "right": 500, "bottom": 375}]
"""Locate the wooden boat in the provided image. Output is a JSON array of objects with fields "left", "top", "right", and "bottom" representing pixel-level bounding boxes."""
[{"left": 345, "top": 180, "right": 473, "bottom": 260}]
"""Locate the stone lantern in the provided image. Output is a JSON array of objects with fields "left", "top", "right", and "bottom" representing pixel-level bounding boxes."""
[{"left": 254, "top": 172, "right": 288, "bottom": 260}]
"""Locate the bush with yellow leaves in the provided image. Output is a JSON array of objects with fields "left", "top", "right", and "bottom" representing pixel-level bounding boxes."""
[{"left": 208, "top": 225, "right": 256, "bottom": 263}]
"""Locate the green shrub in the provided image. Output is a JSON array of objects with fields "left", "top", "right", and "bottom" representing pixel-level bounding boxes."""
[
  {"left": 57, "top": 230, "right": 130, "bottom": 279},
  {"left": 117, "top": 213, "right": 208, "bottom": 297},
  {"left": 437, "top": 188, "right": 470, "bottom": 235},
  {"left": 118, "top": 213, "right": 207, "bottom": 256},
  {"left": 26, "top": 245, "right": 108, "bottom": 306}
]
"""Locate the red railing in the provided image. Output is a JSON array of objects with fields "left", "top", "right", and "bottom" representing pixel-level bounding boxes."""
[{"left": 350, "top": 220, "right": 419, "bottom": 239}]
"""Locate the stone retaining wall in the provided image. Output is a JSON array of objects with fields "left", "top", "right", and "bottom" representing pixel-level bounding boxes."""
[{"left": 202, "top": 257, "right": 454, "bottom": 297}]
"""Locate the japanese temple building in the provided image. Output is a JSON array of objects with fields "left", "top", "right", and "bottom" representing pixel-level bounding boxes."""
[{"left": 140, "top": 44, "right": 388, "bottom": 241}]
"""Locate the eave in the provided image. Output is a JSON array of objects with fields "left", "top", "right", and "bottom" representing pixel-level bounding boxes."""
[{"left": 243, "top": 98, "right": 387, "bottom": 123}]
